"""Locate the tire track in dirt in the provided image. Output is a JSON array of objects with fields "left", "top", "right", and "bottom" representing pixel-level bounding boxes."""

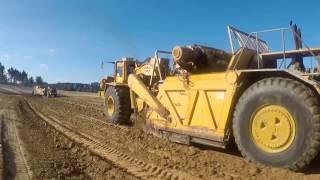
[
  {"left": 44, "top": 108, "right": 129, "bottom": 141},
  {"left": 26, "top": 100, "right": 199, "bottom": 180},
  {"left": 55, "top": 96, "right": 104, "bottom": 107},
  {"left": 17, "top": 97, "right": 133, "bottom": 179},
  {"left": 26, "top": 96, "right": 320, "bottom": 180},
  {"left": 54, "top": 99, "right": 104, "bottom": 113},
  {"left": 0, "top": 106, "right": 31, "bottom": 180},
  {"left": 32, "top": 102, "right": 187, "bottom": 174}
]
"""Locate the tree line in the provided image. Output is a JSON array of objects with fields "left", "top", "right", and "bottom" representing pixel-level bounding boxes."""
[
  {"left": 0, "top": 61, "right": 100, "bottom": 92},
  {"left": 55, "top": 82, "right": 99, "bottom": 92},
  {"left": 0, "top": 61, "right": 46, "bottom": 86}
]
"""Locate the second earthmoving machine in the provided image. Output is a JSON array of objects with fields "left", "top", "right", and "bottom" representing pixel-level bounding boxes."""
[
  {"left": 32, "top": 85, "right": 58, "bottom": 97},
  {"left": 100, "top": 23, "right": 320, "bottom": 170}
]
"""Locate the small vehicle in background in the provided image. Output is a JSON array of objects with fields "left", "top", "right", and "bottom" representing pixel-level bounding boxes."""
[
  {"left": 47, "top": 86, "right": 58, "bottom": 97},
  {"left": 32, "top": 85, "right": 47, "bottom": 96},
  {"left": 32, "top": 85, "right": 58, "bottom": 97}
]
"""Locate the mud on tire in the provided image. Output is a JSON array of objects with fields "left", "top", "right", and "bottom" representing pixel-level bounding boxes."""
[
  {"left": 232, "top": 77, "right": 320, "bottom": 170},
  {"left": 104, "top": 86, "right": 132, "bottom": 124}
]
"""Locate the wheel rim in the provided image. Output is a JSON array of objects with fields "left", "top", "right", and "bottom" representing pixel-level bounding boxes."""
[
  {"left": 107, "top": 96, "right": 115, "bottom": 116},
  {"left": 250, "top": 105, "right": 296, "bottom": 153}
]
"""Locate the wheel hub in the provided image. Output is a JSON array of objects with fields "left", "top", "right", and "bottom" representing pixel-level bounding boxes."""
[
  {"left": 107, "top": 96, "right": 115, "bottom": 116},
  {"left": 250, "top": 105, "right": 296, "bottom": 153}
]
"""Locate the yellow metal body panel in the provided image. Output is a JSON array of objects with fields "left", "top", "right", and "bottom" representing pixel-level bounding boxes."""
[
  {"left": 114, "top": 60, "right": 136, "bottom": 84},
  {"left": 136, "top": 98, "right": 145, "bottom": 112},
  {"left": 128, "top": 74, "right": 169, "bottom": 118},
  {"left": 148, "top": 71, "right": 239, "bottom": 138},
  {"left": 98, "top": 90, "right": 105, "bottom": 97}
]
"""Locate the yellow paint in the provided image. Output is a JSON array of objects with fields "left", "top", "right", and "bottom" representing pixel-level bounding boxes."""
[
  {"left": 115, "top": 60, "right": 136, "bottom": 84},
  {"left": 106, "top": 96, "right": 115, "bottom": 116},
  {"left": 102, "top": 47, "right": 314, "bottom": 148},
  {"left": 166, "top": 91, "right": 189, "bottom": 120},
  {"left": 128, "top": 74, "right": 169, "bottom": 118},
  {"left": 136, "top": 97, "right": 145, "bottom": 112},
  {"left": 250, "top": 105, "right": 296, "bottom": 153},
  {"left": 147, "top": 71, "right": 239, "bottom": 139},
  {"left": 115, "top": 62, "right": 124, "bottom": 83},
  {"left": 98, "top": 90, "right": 103, "bottom": 97},
  {"left": 98, "top": 60, "right": 136, "bottom": 97}
]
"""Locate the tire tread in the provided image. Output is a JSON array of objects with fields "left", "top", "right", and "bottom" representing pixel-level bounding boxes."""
[
  {"left": 105, "top": 86, "right": 132, "bottom": 124},
  {"left": 232, "top": 77, "right": 320, "bottom": 170}
]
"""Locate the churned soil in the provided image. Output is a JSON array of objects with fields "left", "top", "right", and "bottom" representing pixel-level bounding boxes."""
[
  {"left": 0, "top": 93, "right": 136, "bottom": 180},
  {"left": 1, "top": 85, "right": 320, "bottom": 179},
  {"left": 25, "top": 95, "right": 320, "bottom": 180}
]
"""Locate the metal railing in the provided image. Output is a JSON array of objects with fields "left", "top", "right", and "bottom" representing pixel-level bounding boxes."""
[
  {"left": 149, "top": 50, "right": 171, "bottom": 86},
  {"left": 227, "top": 24, "right": 319, "bottom": 71}
]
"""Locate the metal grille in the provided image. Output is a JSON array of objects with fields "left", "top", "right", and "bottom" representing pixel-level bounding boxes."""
[{"left": 228, "top": 26, "right": 269, "bottom": 53}]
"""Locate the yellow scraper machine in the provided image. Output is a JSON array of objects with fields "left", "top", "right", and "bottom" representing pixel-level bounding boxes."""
[{"left": 99, "top": 22, "right": 320, "bottom": 170}]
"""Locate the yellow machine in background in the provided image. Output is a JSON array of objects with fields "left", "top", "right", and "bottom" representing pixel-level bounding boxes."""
[
  {"left": 98, "top": 76, "right": 114, "bottom": 97},
  {"left": 100, "top": 23, "right": 320, "bottom": 170}
]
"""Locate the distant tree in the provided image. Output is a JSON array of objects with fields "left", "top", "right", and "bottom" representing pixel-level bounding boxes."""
[
  {"left": 29, "top": 76, "right": 34, "bottom": 85},
  {"left": 0, "top": 62, "right": 7, "bottom": 83},
  {"left": 7, "top": 67, "right": 16, "bottom": 83},
  {"left": 8, "top": 67, "right": 22, "bottom": 84},
  {"left": 5, "top": 66, "right": 39, "bottom": 86},
  {"left": 21, "top": 70, "right": 28, "bottom": 84},
  {"left": 35, "top": 76, "right": 44, "bottom": 84},
  {"left": 16, "top": 70, "right": 22, "bottom": 83}
]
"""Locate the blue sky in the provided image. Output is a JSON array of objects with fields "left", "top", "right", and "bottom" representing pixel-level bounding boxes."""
[{"left": 0, "top": 0, "right": 319, "bottom": 83}]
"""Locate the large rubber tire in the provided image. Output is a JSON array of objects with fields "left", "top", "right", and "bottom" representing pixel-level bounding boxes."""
[
  {"left": 232, "top": 78, "right": 320, "bottom": 170},
  {"left": 104, "top": 86, "right": 131, "bottom": 124}
]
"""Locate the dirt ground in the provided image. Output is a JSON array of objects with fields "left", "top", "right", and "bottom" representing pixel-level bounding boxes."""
[{"left": 1, "top": 85, "right": 320, "bottom": 179}]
